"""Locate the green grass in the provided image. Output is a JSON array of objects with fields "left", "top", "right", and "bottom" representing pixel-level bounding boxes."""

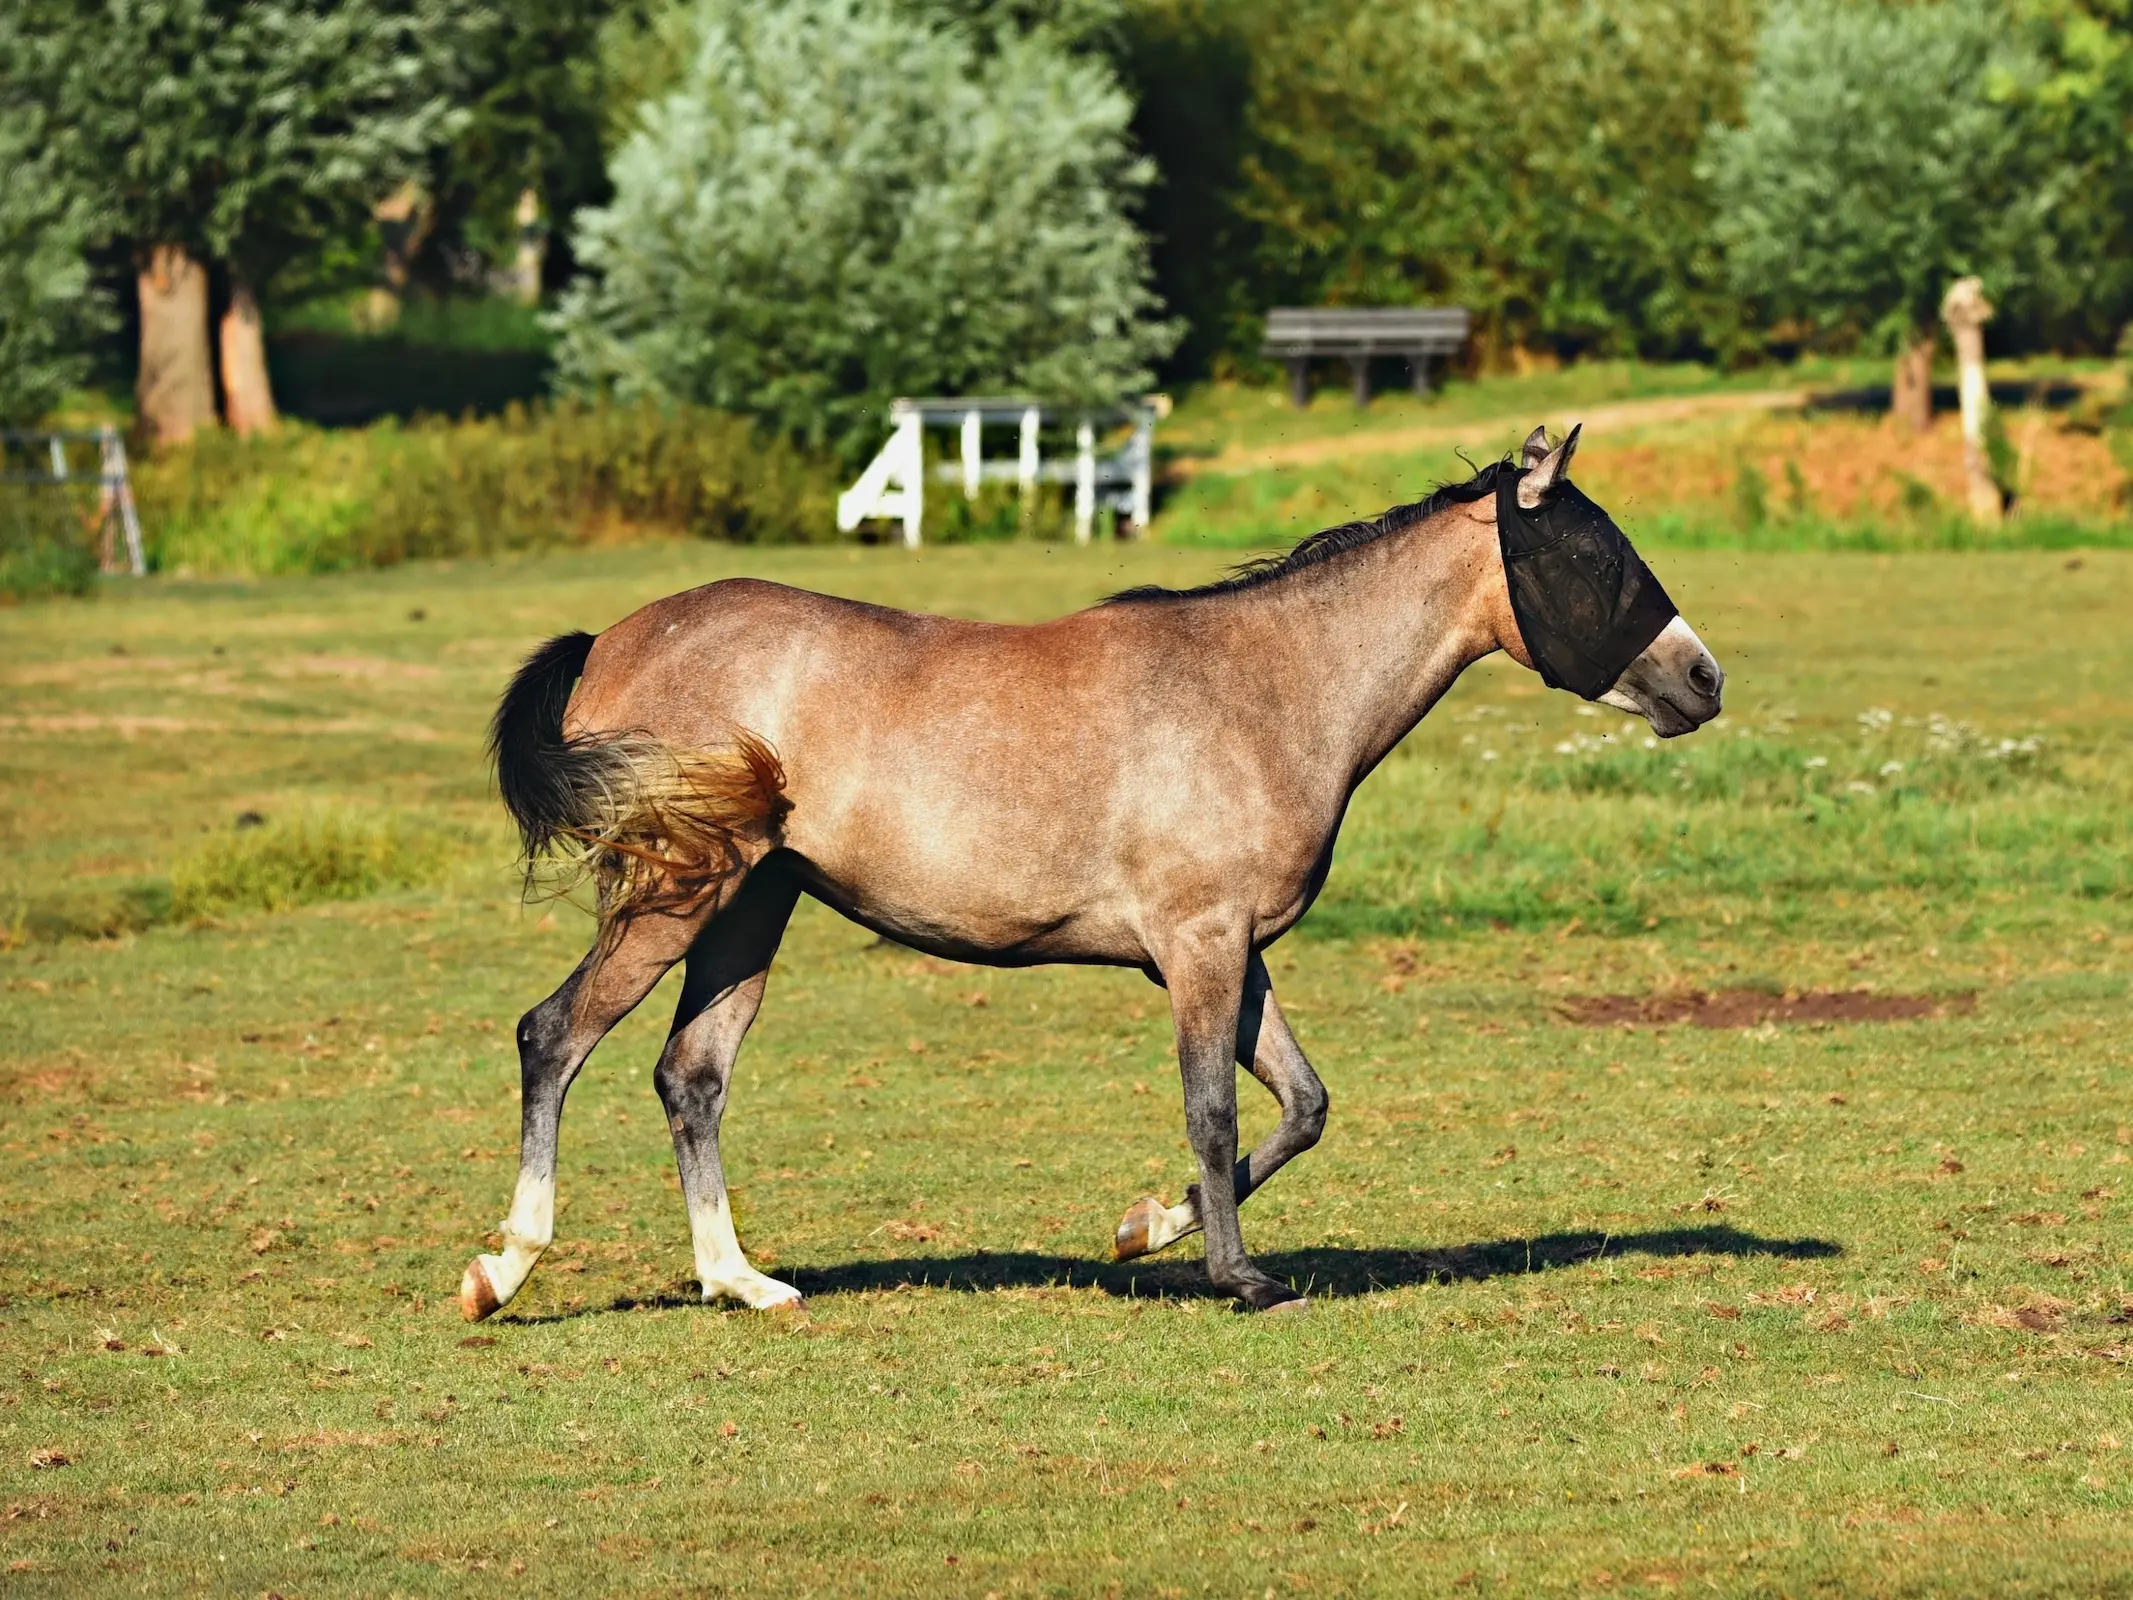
[
  {"left": 277, "top": 294, "right": 555, "bottom": 354},
  {"left": 170, "top": 807, "right": 464, "bottom": 921},
  {"left": 3, "top": 543, "right": 2131, "bottom": 1595}
]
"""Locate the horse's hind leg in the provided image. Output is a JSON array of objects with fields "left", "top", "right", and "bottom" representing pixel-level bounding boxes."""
[
  {"left": 459, "top": 901, "right": 718, "bottom": 1322},
  {"left": 654, "top": 866, "right": 804, "bottom": 1311},
  {"left": 1116, "top": 951, "right": 1328, "bottom": 1262}
]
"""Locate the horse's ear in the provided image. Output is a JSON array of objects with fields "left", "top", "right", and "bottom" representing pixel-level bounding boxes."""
[
  {"left": 1517, "top": 422, "right": 1582, "bottom": 508},
  {"left": 1520, "top": 425, "right": 1552, "bottom": 469}
]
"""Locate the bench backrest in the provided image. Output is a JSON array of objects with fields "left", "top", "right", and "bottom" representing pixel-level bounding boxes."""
[{"left": 1263, "top": 306, "right": 1471, "bottom": 354}]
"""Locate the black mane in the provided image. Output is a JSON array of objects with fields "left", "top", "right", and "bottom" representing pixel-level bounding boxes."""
[{"left": 1104, "top": 457, "right": 1512, "bottom": 606}]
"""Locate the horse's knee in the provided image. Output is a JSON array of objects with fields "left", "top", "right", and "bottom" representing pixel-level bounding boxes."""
[
  {"left": 1291, "top": 1079, "right": 1329, "bottom": 1148},
  {"left": 516, "top": 996, "right": 570, "bottom": 1070}
]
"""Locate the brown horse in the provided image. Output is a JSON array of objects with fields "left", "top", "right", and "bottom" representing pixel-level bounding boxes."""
[{"left": 459, "top": 425, "right": 1723, "bottom": 1320}]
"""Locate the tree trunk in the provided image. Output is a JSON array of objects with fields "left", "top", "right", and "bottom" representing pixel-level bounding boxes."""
[
  {"left": 1891, "top": 332, "right": 1934, "bottom": 434},
  {"left": 364, "top": 181, "right": 431, "bottom": 329},
  {"left": 136, "top": 244, "right": 218, "bottom": 447},
  {"left": 218, "top": 276, "right": 279, "bottom": 438},
  {"left": 511, "top": 188, "right": 546, "bottom": 307}
]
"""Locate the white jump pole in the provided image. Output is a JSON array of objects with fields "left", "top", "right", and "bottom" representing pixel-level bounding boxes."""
[
  {"left": 896, "top": 413, "right": 923, "bottom": 549},
  {"left": 1074, "top": 420, "right": 1095, "bottom": 544},
  {"left": 1129, "top": 413, "right": 1152, "bottom": 535},
  {"left": 960, "top": 410, "right": 982, "bottom": 501},
  {"left": 1018, "top": 407, "right": 1040, "bottom": 507}
]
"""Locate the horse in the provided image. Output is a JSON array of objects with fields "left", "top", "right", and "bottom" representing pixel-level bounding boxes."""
[{"left": 458, "top": 424, "right": 1723, "bottom": 1320}]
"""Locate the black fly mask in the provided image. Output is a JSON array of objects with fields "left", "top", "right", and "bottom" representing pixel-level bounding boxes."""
[{"left": 1495, "top": 464, "right": 1677, "bottom": 702}]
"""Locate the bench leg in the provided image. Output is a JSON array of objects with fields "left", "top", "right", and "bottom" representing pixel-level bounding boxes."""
[
  {"left": 1285, "top": 358, "right": 1309, "bottom": 409},
  {"left": 1410, "top": 352, "right": 1432, "bottom": 397},
  {"left": 1347, "top": 355, "right": 1370, "bottom": 408}
]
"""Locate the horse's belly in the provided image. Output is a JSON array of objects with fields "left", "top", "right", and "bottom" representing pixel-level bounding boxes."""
[{"left": 783, "top": 818, "right": 1142, "bottom": 963}]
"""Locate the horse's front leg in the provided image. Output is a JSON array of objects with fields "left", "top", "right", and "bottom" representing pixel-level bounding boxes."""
[
  {"left": 1159, "top": 926, "right": 1308, "bottom": 1312},
  {"left": 655, "top": 868, "right": 805, "bottom": 1311},
  {"left": 1116, "top": 951, "right": 1328, "bottom": 1263}
]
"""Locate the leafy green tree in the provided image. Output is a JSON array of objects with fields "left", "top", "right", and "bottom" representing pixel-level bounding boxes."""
[
  {"left": 0, "top": 103, "right": 111, "bottom": 426},
  {"left": 554, "top": 0, "right": 1175, "bottom": 459},
  {"left": 8, "top": 0, "right": 465, "bottom": 441},
  {"left": 1703, "top": 0, "right": 2064, "bottom": 428},
  {"left": 1991, "top": 0, "right": 2133, "bottom": 351},
  {"left": 411, "top": 0, "right": 619, "bottom": 304},
  {"left": 901, "top": 0, "right": 1122, "bottom": 47},
  {"left": 1123, "top": 0, "right": 1756, "bottom": 378}
]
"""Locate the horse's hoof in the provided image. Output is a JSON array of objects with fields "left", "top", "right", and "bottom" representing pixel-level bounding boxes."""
[
  {"left": 1260, "top": 1294, "right": 1311, "bottom": 1316},
  {"left": 1114, "top": 1197, "right": 1165, "bottom": 1262},
  {"left": 769, "top": 1295, "right": 809, "bottom": 1316},
  {"left": 459, "top": 1258, "right": 501, "bottom": 1323}
]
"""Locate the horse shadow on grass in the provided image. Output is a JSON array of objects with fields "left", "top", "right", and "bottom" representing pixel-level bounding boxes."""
[
  {"left": 791, "top": 1224, "right": 1839, "bottom": 1303},
  {"left": 509, "top": 1224, "right": 1839, "bottom": 1321}
]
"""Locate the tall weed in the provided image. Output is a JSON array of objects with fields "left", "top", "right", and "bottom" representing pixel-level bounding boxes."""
[
  {"left": 134, "top": 399, "right": 835, "bottom": 577},
  {"left": 171, "top": 808, "right": 462, "bottom": 919},
  {"left": 0, "top": 487, "right": 100, "bottom": 599}
]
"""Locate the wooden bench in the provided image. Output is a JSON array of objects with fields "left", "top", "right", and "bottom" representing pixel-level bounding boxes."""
[{"left": 1262, "top": 307, "right": 1471, "bottom": 407}]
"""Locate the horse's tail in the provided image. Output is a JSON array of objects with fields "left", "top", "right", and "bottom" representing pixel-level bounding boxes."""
[{"left": 489, "top": 631, "right": 789, "bottom": 926}]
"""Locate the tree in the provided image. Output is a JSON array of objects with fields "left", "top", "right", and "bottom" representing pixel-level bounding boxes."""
[
  {"left": 10, "top": 1, "right": 464, "bottom": 442},
  {"left": 0, "top": 101, "right": 112, "bottom": 426},
  {"left": 407, "top": 0, "right": 620, "bottom": 306},
  {"left": 552, "top": 0, "right": 1176, "bottom": 460},
  {"left": 1703, "top": 0, "right": 2064, "bottom": 430},
  {"left": 1120, "top": 0, "right": 1757, "bottom": 378}
]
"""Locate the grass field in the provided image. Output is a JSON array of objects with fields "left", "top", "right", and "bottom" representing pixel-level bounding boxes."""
[{"left": 3, "top": 541, "right": 2131, "bottom": 1596}]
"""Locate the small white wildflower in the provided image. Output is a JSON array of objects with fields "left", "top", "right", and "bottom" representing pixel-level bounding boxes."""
[
  {"left": 1804, "top": 756, "right": 1828, "bottom": 770},
  {"left": 1857, "top": 708, "right": 1893, "bottom": 734},
  {"left": 1575, "top": 705, "right": 1600, "bottom": 718},
  {"left": 1847, "top": 781, "right": 1875, "bottom": 796},
  {"left": 1480, "top": 749, "right": 1499, "bottom": 762},
  {"left": 1555, "top": 741, "right": 1576, "bottom": 755},
  {"left": 1643, "top": 736, "right": 1658, "bottom": 750},
  {"left": 1879, "top": 760, "right": 1904, "bottom": 777}
]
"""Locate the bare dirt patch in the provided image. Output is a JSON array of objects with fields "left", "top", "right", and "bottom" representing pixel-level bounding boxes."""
[{"left": 1557, "top": 989, "right": 1975, "bottom": 1029}]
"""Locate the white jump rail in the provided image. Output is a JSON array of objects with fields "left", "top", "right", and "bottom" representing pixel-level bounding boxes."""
[
  {"left": 0, "top": 425, "right": 146, "bottom": 575},
  {"left": 837, "top": 397, "right": 1157, "bottom": 548}
]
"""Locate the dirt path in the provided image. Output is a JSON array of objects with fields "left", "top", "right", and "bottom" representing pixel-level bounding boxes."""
[{"left": 1173, "top": 386, "right": 1811, "bottom": 479}]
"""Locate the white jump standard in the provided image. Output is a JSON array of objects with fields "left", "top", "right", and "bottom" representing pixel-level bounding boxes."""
[{"left": 837, "top": 396, "right": 1157, "bottom": 547}]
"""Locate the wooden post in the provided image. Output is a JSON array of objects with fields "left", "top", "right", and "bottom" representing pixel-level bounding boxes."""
[
  {"left": 1941, "top": 277, "right": 1999, "bottom": 523},
  {"left": 960, "top": 410, "right": 982, "bottom": 501},
  {"left": 1017, "top": 407, "right": 1040, "bottom": 507},
  {"left": 1073, "top": 420, "right": 1095, "bottom": 544},
  {"left": 1346, "top": 355, "right": 1371, "bottom": 408},
  {"left": 1285, "top": 358, "right": 1309, "bottom": 409},
  {"left": 1409, "top": 350, "right": 1432, "bottom": 396}
]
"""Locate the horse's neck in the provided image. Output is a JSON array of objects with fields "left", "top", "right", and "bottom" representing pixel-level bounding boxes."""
[{"left": 1250, "top": 514, "right": 1500, "bottom": 782}]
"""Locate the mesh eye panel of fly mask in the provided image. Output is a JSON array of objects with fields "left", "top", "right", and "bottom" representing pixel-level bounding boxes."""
[{"left": 1494, "top": 466, "right": 1679, "bottom": 702}]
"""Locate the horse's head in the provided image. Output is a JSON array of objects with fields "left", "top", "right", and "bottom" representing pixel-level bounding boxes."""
[{"left": 1489, "top": 424, "right": 1722, "bottom": 738}]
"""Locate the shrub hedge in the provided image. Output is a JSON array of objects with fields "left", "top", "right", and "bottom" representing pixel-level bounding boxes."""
[{"left": 132, "top": 398, "right": 835, "bottom": 578}]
